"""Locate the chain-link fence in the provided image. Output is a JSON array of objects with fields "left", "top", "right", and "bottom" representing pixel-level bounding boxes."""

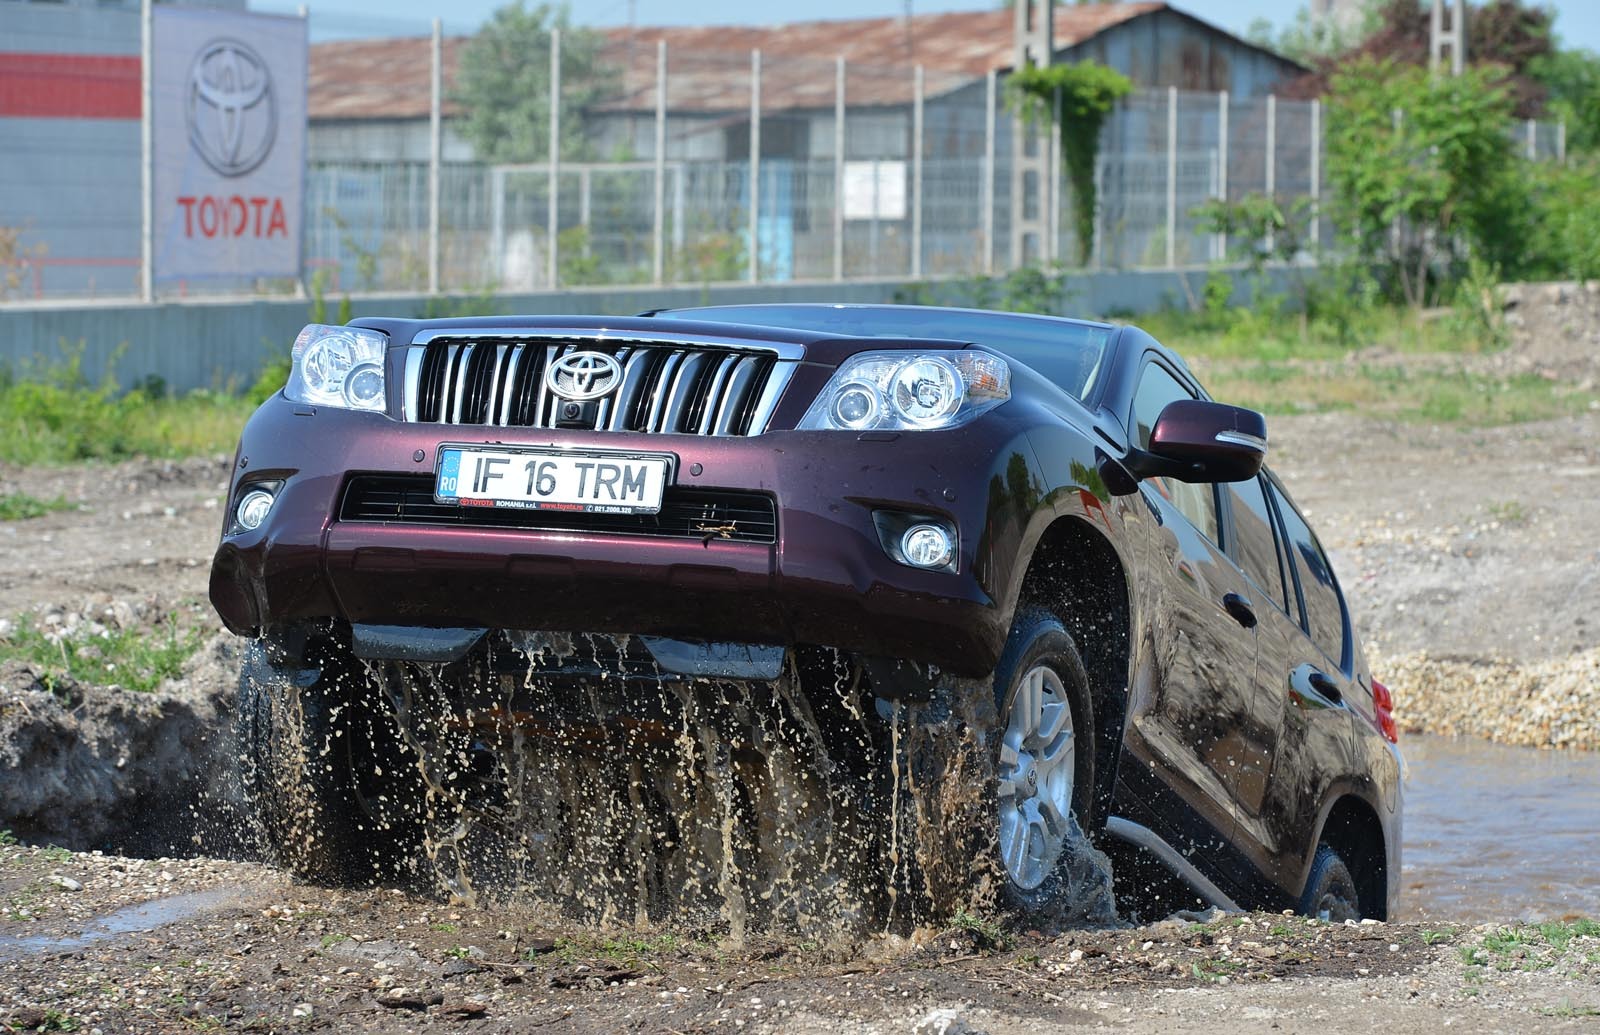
[{"left": 1, "top": 6, "right": 1571, "bottom": 301}]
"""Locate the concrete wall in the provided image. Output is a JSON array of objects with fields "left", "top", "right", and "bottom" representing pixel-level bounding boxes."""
[{"left": 0, "top": 266, "right": 1292, "bottom": 393}]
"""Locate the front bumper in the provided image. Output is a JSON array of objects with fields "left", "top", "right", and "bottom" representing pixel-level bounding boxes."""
[{"left": 209, "top": 397, "right": 1036, "bottom": 677}]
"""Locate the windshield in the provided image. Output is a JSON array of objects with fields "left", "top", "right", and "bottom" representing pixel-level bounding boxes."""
[{"left": 660, "top": 304, "right": 1114, "bottom": 403}]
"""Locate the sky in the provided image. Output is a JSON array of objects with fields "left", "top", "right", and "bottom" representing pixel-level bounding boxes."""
[{"left": 265, "top": 0, "right": 1600, "bottom": 53}]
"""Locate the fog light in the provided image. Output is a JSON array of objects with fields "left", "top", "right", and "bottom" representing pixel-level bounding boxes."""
[
  {"left": 901, "top": 523, "right": 954, "bottom": 570},
  {"left": 236, "top": 489, "right": 275, "bottom": 531}
]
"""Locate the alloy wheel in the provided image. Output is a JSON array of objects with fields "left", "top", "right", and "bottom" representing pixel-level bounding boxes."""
[{"left": 996, "top": 663, "right": 1076, "bottom": 890}]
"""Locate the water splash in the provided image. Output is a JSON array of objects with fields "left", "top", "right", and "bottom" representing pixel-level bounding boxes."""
[{"left": 253, "top": 633, "right": 1115, "bottom": 943}]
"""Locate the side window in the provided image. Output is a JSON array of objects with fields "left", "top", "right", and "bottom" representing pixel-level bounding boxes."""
[
  {"left": 1131, "top": 360, "right": 1219, "bottom": 544},
  {"left": 1269, "top": 481, "right": 1348, "bottom": 669},
  {"left": 1225, "top": 475, "right": 1290, "bottom": 615}
]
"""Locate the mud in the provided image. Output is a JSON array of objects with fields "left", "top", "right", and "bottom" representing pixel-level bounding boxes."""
[
  {"left": 0, "top": 633, "right": 241, "bottom": 856},
  {"left": 3, "top": 832, "right": 1594, "bottom": 1035}
]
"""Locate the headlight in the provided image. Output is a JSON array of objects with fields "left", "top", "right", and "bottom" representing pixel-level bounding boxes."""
[
  {"left": 797, "top": 350, "right": 1010, "bottom": 431},
  {"left": 285, "top": 324, "right": 388, "bottom": 412}
]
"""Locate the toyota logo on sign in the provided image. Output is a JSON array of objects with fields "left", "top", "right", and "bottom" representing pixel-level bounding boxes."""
[
  {"left": 546, "top": 352, "right": 623, "bottom": 401},
  {"left": 186, "top": 38, "right": 277, "bottom": 177}
]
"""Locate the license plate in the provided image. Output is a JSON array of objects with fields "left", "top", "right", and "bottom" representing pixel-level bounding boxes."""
[{"left": 434, "top": 446, "right": 671, "bottom": 515}]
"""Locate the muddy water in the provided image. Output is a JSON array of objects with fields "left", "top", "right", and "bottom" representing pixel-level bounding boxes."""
[
  {"left": 324, "top": 642, "right": 1112, "bottom": 941},
  {"left": 1402, "top": 734, "right": 1600, "bottom": 921}
]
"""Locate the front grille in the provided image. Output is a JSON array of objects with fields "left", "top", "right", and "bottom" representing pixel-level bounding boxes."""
[
  {"left": 404, "top": 336, "right": 790, "bottom": 436},
  {"left": 339, "top": 475, "right": 778, "bottom": 545}
]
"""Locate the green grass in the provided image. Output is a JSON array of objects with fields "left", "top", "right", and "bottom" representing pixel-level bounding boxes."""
[
  {"left": 1484, "top": 500, "right": 1530, "bottom": 526},
  {"left": 948, "top": 908, "right": 1008, "bottom": 949},
  {"left": 1203, "top": 362, "right": 1593, "bottom": 426},
  {"left": 0, "top": 493, "right": 75, "bottom": 521},
  {"left": 0, "top": 347, "right": 259, "bottom": 466},
  {"left": 1140, "top": 299, "right": 1495, "bottom": 364},
  {"left": 1537, "top": 919, "right": 1600, "bottom": 951},
  {"left": 0, "top": 612, "right": 204, "bottom": 693}
]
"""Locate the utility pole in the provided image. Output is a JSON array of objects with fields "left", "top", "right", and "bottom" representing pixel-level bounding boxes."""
[
  {"left": 1429, "top": 0, "right": 1466, "bottom": 76},
  {"left": 1009, "top": 0, "right": 1052, "bottom": 268}
]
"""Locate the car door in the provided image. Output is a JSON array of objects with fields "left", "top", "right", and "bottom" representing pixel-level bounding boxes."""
[
  {"left": 1218, "top": 473, "right": 1294, "bottom": 823},
  {"left": 1120, "top": 357, "right": 1260, "bottom": 862},
  {"left": 1237, "top": 475, "right": 1361, "bottom": 895}
]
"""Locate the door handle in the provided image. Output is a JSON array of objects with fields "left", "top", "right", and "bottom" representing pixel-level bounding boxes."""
[
  {"left": 1307, "top": 669, "right": 1343, "bottom": 706},
  {"left": 1221, "top": 592, "right": 1257, "bottom": 629}
]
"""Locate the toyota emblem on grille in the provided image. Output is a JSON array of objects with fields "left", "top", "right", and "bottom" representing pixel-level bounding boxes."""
[{"left": 547, "top": 351, "right": 623, "bottom": 401}]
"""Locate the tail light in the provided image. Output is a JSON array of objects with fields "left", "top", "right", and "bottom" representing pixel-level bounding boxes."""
[{"left": 1371, "top": 678, "right": 1399, "bottom": 744}]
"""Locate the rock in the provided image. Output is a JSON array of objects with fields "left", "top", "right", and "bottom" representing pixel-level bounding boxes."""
[
  {"left": 46, "top": 874, "right": 83, "bottom": 892},
  {"left": 376, "top": 991, "right": 443, "bottom": 1011},
  {"left": 914, "top": 1007, "right": 985, "bottom": 1035}
]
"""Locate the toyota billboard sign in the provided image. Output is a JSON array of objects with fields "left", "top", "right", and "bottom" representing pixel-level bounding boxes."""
[{"left": 152, "top": 8, "right": 306, "bottom": 282}]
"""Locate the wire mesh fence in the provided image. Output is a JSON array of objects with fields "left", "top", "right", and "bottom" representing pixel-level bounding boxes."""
[{"left": 0, "top": 8, "right": 1572, "bottom": 301}]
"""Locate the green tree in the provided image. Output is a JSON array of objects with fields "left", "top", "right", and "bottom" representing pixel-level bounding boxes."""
[
  {"left": 453, "top": 1, "right": 617, "bottom": 163},
  {"left": 1323, "top": 58, "right": 1519, "bottom": 307},
  {"left": 1530, "top": 48, "right": 1600, "bottom": 155},
  {"left": 1006, "top": 61, "right": 1133, "bottom": 267},
  {"left": 1520, "top": 159, "right": 1600, "bottom": 281}
]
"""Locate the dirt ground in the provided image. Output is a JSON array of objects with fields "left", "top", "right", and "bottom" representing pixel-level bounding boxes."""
[
  {"left": 4, "top": 839, "right": 1597, "bottom": 1035},
  {"left": 2, "top": 285, "right": 1599, "bottom": 1032}
]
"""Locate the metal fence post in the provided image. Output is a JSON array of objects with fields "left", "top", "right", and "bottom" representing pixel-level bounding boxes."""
[
  {"left": 1558, "top": 119, "right": 1567, "bottom": 164},
  {"left": 652, "top": 40, "right": 666, "bottom": 286},
  {"left": 1049, "top": 86, "right": 1061, "bottom": 264},
  {"left": 1310, "top": 98, "right": 1321, "bottom": 252},
  {"left": 548, "top": 28, "right": 561, "bottom": 288},
  {"left": 982, "top": 69, "right": 996, "bottom": 275},
  {"left": 428, "top": 18, "right": 442, "bottom": 295},
  {"left": 491, "top": 167, "right": 505, "bottom": 282},
  {"left": 834, "top": 56, "right": 845, "bottom": 282},
  {"left": 748, "top": 49, "right": 761, "bottom": 283},
  {"left": 1265, "top": 93, "right": 1277, "bottom": 253},
  {"left": 911, "top": 64, "right": 924, "bottom": 279},
  {"left": 1215, "top": 90, "right": 1228, "bottom": 262},
  {"left": 1165, "top": 86, "right": 1177, "bottom": 270},
  {"left": 1390, "top": 107, "right": 1402, "bottom": 257},
  {"left": 139, "top": 0, "right": 153, "bottom": 302},
  {"left": 1525, "top": 117, "right": 1536, "bottom": 160}
]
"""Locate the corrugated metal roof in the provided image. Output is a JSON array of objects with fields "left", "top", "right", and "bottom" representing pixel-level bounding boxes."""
[
  {"left": 307, "top": 3, "right": 1190, "bottom": 121},
  {"left": 309, "top": 35, "right": 467, "bottom": 120}
]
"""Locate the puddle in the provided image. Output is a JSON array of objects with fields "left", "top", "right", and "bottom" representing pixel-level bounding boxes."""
[
  {"left": 0, "top": 888, "right": 251, "bottom": 960},
  {"left": 1402, "top": 734, "right": 1600, "bottom": 921}
]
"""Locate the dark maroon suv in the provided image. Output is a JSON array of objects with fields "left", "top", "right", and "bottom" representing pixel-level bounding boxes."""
[{"left": 211, "top": 304, "right": 1401, "bottom": 924}]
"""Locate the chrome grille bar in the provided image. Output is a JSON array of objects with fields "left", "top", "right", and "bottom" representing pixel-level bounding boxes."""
[{"left": 404, "top": 333, "right": 797, "bottom": 436}]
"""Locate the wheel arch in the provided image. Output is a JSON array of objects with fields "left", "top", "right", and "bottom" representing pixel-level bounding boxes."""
[
  {"left": 1011, "top": 514, "right": 1134, "bottom": 826},
  {"left": 1310, "top": 790, "right": 1392, "bottom": 921}
]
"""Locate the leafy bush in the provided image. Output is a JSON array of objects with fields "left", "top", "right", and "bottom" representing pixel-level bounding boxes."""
[{"left": 1517, "top": 159, "right": 1600, "bottom": 282}]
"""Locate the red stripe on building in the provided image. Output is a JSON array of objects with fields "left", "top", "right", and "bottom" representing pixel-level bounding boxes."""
[{"left": 0, "top": 53, "right": 141, "bottom": 119}]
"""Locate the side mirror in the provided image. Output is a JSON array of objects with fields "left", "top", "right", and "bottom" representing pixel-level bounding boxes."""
[{"left": 1125, "top": 399, "right": 1267, "bottom": 484}]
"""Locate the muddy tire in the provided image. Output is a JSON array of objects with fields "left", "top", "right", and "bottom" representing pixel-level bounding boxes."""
[
  {"left": 1299, "top": 844, "right": 1361, "bottom": 921},
  {"left": 991, "top": 609, "right": 1101, "bottom": 921},
  {"left": 236, "top": 639, "right": 422, "bottom": 885}
]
